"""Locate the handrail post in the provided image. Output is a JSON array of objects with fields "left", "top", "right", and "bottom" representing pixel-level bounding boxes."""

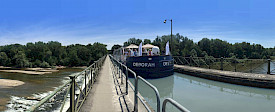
[
  {"left": 95, "top": 62, "right": 97, "bottom": 76},
  {"left": 190, "top": 57, "right": 192, "bottom": 66},
  {"left": 234, "top": 58, "right": 237, "bottom": 72},
  {"left": 69, "top": 75, "right": 76, "bottom": 112},
  {"left": 121, "top": 64, "right": 123, "bottom": 79},
  {"left": 126, "top": 67, "right": 128, "bottom": 94},
  {"left": 116, "top": 65, "right": 118, "bottom": 76},
  {"left": 157, "top": 98, "right": 160, "bottom": 112},
  {"left": 207, "top": 57, "right": 211, "bottom": 69},
  {"left": 134, "top": 75, "right": 138, "bottom": 112},
  {"left": 250, "top": 60, "right": 253, "bottom": 73},
  {"left": 90, "top": 67, "right": 93, "bottom": 85},
  {"left": 96, "top": 61, "right": 98, "bottom": 74},
  {"left": 85, "top": 70, "right": 87, "bottom": 95},
  {"left": 267, "top": 59, "right": 271, "bottom": 74},
  {"left": 93, "top": 64, "right": 96, "bottom": 81},
  {"left": 121, "top": 64, "right": 123, "bottom": 84},
  {"left": 100, "top": 58, "right": 102, "bottom": 67},
  {"left": 220, "top": 57, "right": 224, "bottom": 71},
  {"left": 119, "top": 64, "right": 121, "bottom": 78},
  {"left": 197, "top": 57, "right": 201, "bottom": 67},
  {"left": 98, "top": 60, "right": 100, "bottom": 68},
  {"left": 97, "top": 61, "right": 99, "bottom": 73}
]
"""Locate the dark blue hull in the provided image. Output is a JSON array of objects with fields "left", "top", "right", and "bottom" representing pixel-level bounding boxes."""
[{"left": 126, "top": 55, "right": 174, "bottom": 78}]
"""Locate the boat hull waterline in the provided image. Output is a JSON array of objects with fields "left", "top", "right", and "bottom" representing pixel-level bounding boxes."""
[{"left": 126, "top": 55, "right": 174, "bottom": 78}]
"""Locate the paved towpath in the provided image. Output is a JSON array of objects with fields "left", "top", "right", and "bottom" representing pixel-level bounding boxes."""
[{"left": 80, "top": 56, "right": 134, "bottom": 112}]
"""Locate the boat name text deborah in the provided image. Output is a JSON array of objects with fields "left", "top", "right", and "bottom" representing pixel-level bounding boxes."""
[{"left": 133, "top": 62, "right": 156, "bottom": 67}]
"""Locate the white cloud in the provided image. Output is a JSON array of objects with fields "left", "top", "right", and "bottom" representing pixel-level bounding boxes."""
[{"left": 0, "top": 20, "right": 274, "bottom": 50}]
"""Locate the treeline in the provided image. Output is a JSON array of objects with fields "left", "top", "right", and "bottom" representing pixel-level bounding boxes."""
[
  {"left": 118, "top": 33, "right": 275, "bottom": 59},
  {"left": 0, "top": 41, "right": 108, "bottom": 68}
]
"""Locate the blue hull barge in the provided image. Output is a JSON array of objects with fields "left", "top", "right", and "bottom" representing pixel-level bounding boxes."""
[
  {"left": 126, "top": 55, "right": 174, "bottom": 78},
  {"left": 113, "top": 43, "right": 174, "bottom": 78}
]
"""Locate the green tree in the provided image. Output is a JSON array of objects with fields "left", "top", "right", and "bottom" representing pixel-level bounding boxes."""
[
  {"left": 198, "top": 38, "right": 211, "bottom": 54},
  {"left": 13, "top": 51, "right": 30, "bottom": 68},
  {"left": 111, "top": 44, "right": 122, "bottom": 54},
  {"left": 143, "top": 39, "right": 151, "bottom": 45},
  {"left": 123, "top": 38, "right": 142, "bottom": 46},
  {"left": 0, "top": 52, "right": 10, "bottom": 66},
  {"left": 90, "top": 42, "right": 108, "bottom": 63}
]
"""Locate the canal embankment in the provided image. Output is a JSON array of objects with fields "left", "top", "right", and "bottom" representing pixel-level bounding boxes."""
[{"left": 174, "top": 64, "right": 275, "bottom": 89}]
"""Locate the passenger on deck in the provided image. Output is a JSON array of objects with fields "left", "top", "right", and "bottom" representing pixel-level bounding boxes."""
[
  {"left": 127, "top": 49, "right": 131, "bottom": 56},
  {"left": 130, "top": 49, "right": 135, "bottom": 56},
  {"left": 148, "top": 49, "right": 152, "bottom": 56},
  {"left": 142, "top": 48, "right": 148, "bottom": 56},
  {"left": 134, "top": 49, "right": 137, "bottom": 56}
]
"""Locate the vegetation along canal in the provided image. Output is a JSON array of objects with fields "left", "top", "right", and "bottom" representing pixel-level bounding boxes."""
[
  {"left": 131, "top": 72, "right": 275, "bottom": 112},
  {"left": 0, "top": 68, "right": 82, "bottom": 111}
]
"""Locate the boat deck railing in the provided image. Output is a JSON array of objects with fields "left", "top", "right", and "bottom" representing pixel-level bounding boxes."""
[{"left": 110, "top": 54, "right": 190, "bottom": 112}]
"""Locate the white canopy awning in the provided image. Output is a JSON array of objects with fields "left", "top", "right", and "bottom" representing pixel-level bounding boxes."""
[
  {"left": 125, "top": 44, "right": 138, "bottom": 49},
  {"left": 142, "top": 44, "right": 156, "bottom": 49}
]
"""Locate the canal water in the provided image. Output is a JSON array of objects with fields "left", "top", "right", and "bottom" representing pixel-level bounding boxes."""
[
  {"left": 0, "top": 68, "right": 82, "bottom": 112},
  {"left": 134, "top": 72, "right": 275, "bottom": 112}
]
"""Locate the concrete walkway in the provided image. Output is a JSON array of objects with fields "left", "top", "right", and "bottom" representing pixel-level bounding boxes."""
[{"left": 80, "top": 56, "right": 134, "bottom": 112}]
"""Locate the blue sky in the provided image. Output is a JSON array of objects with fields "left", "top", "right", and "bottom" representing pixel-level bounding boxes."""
[{"left": 0, "top": 0, "right": 275, "bottom": 49}]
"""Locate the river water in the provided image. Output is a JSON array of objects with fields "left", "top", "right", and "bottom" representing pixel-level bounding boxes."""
[
  {"left": 0, "top": 68, "right": 82, "bottom": 112},
  {"left": 135, "top": 72, "right": 275, "bottom": 112}
]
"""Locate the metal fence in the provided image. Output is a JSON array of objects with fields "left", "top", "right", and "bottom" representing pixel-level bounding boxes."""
[
  {"left": 27, "top": 55, "right": 106, "bottom": 112},
  {"left": 173, "top": 56, "right": 275, "bottom": 75},
  {"left": 162, "top": 98, "right": 190, "bottom": 112},
  {"left": 110, "top": 55, "right": 190, "bottom": 112}
]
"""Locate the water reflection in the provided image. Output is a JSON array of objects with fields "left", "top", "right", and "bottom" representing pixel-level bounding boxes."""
[
  {"left": 138, "top": 75, "right": 174, "bottom": 102},
  {"left": 176, "top": 73, "right": 275, "bottom": 100},
  {"left": 135, "top": 72, "right": 275, "bottom": 112}
]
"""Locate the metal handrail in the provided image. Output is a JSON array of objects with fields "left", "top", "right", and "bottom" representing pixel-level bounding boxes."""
[
  {"left": 110, "top": 54, "right": 189, "bottom": 112},
  {"left": 69, "top": 55, "right": 106, "bottom": 112},
  {"left": 113, "top": 60, "right": 151, "bottom": 112},
  {"left": 162, "top": 98, "right": 190, "bottom": 112},
  {"left": 137, "top": 76, "right": 161, "bottom": 112},
  {"left": 137, "top": 95, "right": 152, "bottom": 112},
  {"left": 27, "top": 55, "right": 106, "bottom": 112},
  {"left": 27, "top": 80, "right": 71, "bottom": 112}
]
